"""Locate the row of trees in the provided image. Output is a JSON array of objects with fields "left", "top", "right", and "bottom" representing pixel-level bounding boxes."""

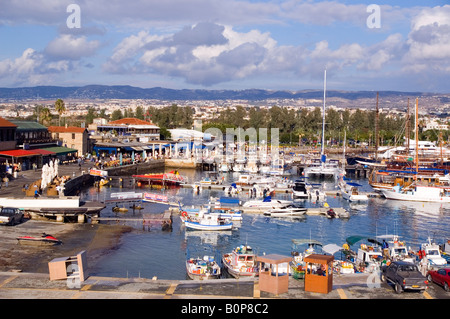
[
  {"left": 26, "top": 99, "right": 448, "bottom": 146},
  {"left": 204, "top": 105, "right": 448, "bottom": 145}
]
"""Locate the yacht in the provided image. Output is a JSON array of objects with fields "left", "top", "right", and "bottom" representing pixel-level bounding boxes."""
[{"left": 303, "top": 70, "right": 344, "bottom": 180}]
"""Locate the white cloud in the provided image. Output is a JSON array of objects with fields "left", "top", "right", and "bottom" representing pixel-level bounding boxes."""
[
  {"left": 45, "top": 34, "right": 100, "bottom": 60},
  {"left": 403, "top": 5, "right": 450, "bottom": 72}
]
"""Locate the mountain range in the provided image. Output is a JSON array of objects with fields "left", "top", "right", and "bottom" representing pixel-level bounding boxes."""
[{"left": 0, "top": 84, "right": 445, "bottom": 101}]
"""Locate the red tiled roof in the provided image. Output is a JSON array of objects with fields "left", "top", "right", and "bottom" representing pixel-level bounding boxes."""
[
  {"left": 108, "top": 118, "right": 155, "bottom": 125},
  {"left": 48, "top": 126, "right": 86, "bottom": 133},
  {"left": 0, "top": 117, "right": 17, "bottom": 128},
  {"left": 0, "top": 149, "right": 40, "bottom": 157}
]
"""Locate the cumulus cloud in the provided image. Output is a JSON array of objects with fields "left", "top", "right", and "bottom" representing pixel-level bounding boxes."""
[
  {"left": 45, "top": 34, "right": 100, "bottom": 60},
  {"left": 0, "top": 48, "right": 73, "bottom": 85},
  {"left": 403, "top": 5, "right": 450, "bottom": 72}
]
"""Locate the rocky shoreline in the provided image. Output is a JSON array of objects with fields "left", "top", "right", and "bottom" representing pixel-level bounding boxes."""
[{"left": 0, "top": 219, "right": 132, "bottom": 275}]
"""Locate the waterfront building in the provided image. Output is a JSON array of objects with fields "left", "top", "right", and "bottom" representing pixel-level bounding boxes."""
[{"left": 48, "top": 125, "right": 89, "bottom": 156}]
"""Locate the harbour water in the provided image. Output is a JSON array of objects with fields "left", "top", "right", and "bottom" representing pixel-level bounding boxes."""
[{"left": 81, "top": 168, "right": 450, "bottom": 280}]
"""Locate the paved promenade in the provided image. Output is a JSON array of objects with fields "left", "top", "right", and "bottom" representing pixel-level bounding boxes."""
[{"left": 0, "top": 270, "right": 448, "bottom": 300}]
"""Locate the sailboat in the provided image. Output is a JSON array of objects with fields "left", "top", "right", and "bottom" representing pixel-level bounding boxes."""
[
  {"left": 381, "top": 98, "right": 450, "bottom": 202},
  {"left": 303, "top": 70, "right": 344, "bottom": 180}
]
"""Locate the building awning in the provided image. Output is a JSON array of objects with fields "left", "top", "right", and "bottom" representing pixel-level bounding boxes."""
[
  {"left": 41, "top": 146, "right": 78, "bottom": 155},
  {"left": 32, "top": 149, "right": 56, "bottom": 156},
  {"left": 0, "top": 149, "right": 40, "bottom": 157}
]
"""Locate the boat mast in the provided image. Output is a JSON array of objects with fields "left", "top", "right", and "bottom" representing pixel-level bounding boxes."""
[
  {"left": 375, "top": 92, "right": 379, "bottom": 160},
  {"left": 406, "top": 98, "right": 410, "bottom": 153},
  {"left": 415, "top": 98, "right": 419, "bottom": 177},
  {"left": 321, "top": 69, "right": 326, "bottom": 162}
]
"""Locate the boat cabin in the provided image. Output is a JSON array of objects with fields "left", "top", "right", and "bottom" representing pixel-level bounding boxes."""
[
  {"left": 229, "top": 246, "right": 256, "bottom": 268},
  {"left": 355, "top": 243, "right": 383, "bottom": 272}
]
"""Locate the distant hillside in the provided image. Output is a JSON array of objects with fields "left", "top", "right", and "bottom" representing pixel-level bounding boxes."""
[{"left": 0, "top": 85, "right": 435, "bottom": 101}]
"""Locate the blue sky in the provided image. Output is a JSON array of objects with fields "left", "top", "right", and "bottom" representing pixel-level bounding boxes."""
[{"left": 0, "top": 0, "right": 449, "bottom": 92}]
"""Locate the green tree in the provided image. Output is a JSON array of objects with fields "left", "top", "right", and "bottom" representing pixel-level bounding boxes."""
[
  {"left": 111, "top": 109, "right": 123, "bottom": 121},
  {"left": 55, "top": 98, "right": 65, "bottom": 126},
  {"left": 85, "top": 107, "right": 97, "bottom": 125},
  {"left": 39, "top": 107, "right": 53, "bottom": 126},
  {"left": 135, "top": 106, "right": 145, "bottom": 120}
]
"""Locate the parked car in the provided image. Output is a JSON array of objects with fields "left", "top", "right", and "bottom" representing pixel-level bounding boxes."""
[
  {"left": 381, "top": 261, "right": 428, "bottom": 294},
  {"left": 0, "top": 207, "right": 24, "bottom": 226},
  {"left": 427, "top": 268, "right": 450, "bottom": 292}
]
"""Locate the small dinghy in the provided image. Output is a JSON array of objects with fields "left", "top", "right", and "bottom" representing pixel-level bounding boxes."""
[{"left": 17, "top": 233, "right": 62, "bottom": 246}]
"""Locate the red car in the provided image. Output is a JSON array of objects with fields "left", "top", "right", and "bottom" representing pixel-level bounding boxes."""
[{"left": 427, "top": 268, "right": 450, "bottom": 292}]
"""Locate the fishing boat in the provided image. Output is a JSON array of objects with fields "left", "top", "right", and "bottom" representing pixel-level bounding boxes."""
[
  {"left": 181, "top": 212, "right": 233, "bottom": 231},
  {"left": 186, "top": 255, "right": 221, "bottom": 280},
  {"left": 377, "top": 234, "right": 416, "bottom": 264},
  {"left": 290, "top": 239, "right": 323, "bottom": 279},
  {"left": 179, "top": 199, "right": 243, "bottom": 221},
  {"left": 440, "top": 239, "right": 450, "bottom": 263},
  {"left": 17, "top": 233, "right": 62, "bottom": 246},
  {"left": 418, "top": 237, "right": 447, "bottom": 267},
  {"left": 345, "top": 235, "right": 383, "bottom": 273},
  {"left": 222, "top": 245, "right": 259, "bottom": 278},
  {"left": 263, "top": 204, "right": 307, "bottom": 217},
  {"left": 132, "top": 170, "right": 187, "bottom": 186}
]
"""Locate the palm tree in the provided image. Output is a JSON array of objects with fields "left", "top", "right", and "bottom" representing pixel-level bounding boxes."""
[
  {"left": 55, "top": 98, "right": 66, "bottom": 126},
  {"left": 39, "top": 107, "right": 53, "bottom": 126}
]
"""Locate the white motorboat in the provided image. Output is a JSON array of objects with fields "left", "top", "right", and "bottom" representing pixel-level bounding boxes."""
[
  {"left": 219, "top": 162, "right": 230, "bottom": 172},
  {"left": 309, "top": 184, "right": 326, "bottom": 201},
  {"left": 339, "top": 179, "right": 368, "bottom": 202},
  {"left": 292, "top": 180, "right": 310, "bottom": 199},
  {"left": 242, "top": 196, "right": 292, "bottom": 209},
  {"left": 186, "top": 255, "right": 221, "bottom": 280},
  {"left": 381, "top": 184, "right": 450, "bottom": 203},
  {"left": 222, "top": 245, "right": 259, "bottom": 278},
  {"left": 263, "top": 204, "right": 307, "bottom": 217}
]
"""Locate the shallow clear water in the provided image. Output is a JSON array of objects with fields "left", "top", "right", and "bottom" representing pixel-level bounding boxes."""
[{"left": 81, "top": 168, "right": 450, "bottom": 280}]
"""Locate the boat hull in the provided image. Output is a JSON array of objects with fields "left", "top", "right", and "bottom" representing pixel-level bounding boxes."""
[
  {"left": 184, "top": 220, "right": 233, "bottom": 231},
  {"left": 222, "top": 259, "right": 258, "bottom": 278},
  {"left": 381, "top": 186, "right": 450, "bottom": 203}
]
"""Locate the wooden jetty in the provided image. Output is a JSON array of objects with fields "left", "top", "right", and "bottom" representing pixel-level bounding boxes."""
[{"left": 91, "top": 211, "right": 173, "bottom": 231}]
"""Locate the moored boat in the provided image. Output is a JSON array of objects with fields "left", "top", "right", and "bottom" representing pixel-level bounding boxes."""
[
  {"left": 292, "top": 180, "right": 310, "bottom": 199},
  {"left": 186, "top": 255, "right": 221, "bottom": 280},
  {"left": 181, "top": 212, "right": 233, "bottom": 231},
  {"left": 263, "top": 204, "right": 307, "bottom": 217},
  {"left": 418, "top": 237, "right": 447, "bottom": 267},
  {"left": 222, "top": 245, "right": 259, "bottom": 278},
  {"left": 381, "top": 184, "right": 450, "bottom": 203},
  {"left": 242, "top": 196, "right": 292, "bottom": 209},
  {"left": 339, "top": 178, "right": 368, "bottom": 202}
]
